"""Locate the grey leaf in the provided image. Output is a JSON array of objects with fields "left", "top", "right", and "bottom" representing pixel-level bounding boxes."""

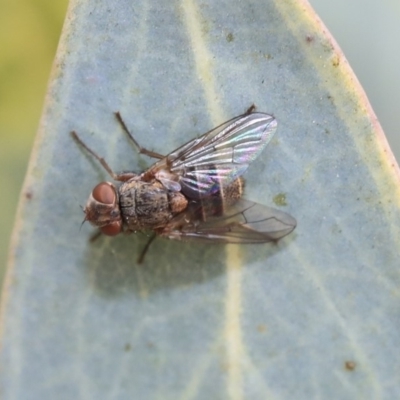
[{"left": 2, "top": 0, "right": 400, "bottom": 399}]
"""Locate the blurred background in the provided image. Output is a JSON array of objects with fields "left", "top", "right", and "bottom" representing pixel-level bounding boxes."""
[{"left": 0, "top": 0, "right": 399, "bottom": 288}]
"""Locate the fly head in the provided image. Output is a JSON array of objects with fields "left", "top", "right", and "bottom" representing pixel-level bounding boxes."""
[{"left": 84, "top": 181, "right": 123, "bottom": 236}]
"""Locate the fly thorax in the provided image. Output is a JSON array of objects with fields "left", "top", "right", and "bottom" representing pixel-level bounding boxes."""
[
  {"left": 118, "top": 180, "right": 141, "bottom": 227},
  {"left": 119, "top": 179, "right": 187, "bottom": 230}
]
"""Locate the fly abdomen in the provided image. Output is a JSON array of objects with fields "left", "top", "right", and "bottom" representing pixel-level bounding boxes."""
[{"left": 198, "top": 177, "right": 245, "bottom": 221}]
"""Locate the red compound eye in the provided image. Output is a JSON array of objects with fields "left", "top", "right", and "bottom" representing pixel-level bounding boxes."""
[
  {"left": 92, "top": 182, "right": 115, "bottom": 204},
  {"left": 100, "top": 221, "right": 122, "bottom": 236}
]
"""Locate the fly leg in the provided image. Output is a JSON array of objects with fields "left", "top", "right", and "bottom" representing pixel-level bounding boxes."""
[
  {"left": 245, "top": 104, "right": 257, "bottom": 114},
  {"left": 71, "top": 131, "right": 136, "bottom": 182},
  {"left": 89, "top": 230, "right": 102, "bottom": 242},
  {"left": 115, "top": 112, "right": 165, "bottom": 160},
  {"left": 137, "top": 233, "right": 157, "bottom": 264}
]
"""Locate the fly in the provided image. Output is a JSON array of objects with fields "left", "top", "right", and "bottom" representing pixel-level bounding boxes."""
[{"left": 71, "top": 107, "right": 296, "bottom": 262}]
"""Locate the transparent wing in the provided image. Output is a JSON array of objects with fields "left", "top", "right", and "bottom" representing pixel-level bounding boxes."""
[
  {"left": 161, "top": 199, "right": 296, "bottom": 243},
  {"left": 149, "top": 112, "right": 277, "bottom": 199}
]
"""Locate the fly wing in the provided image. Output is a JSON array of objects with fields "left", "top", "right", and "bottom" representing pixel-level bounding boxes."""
[
  {"left": 161, "top": 199, "right": 296, "bottom": 243},
  {"left": 149, "top": 112, "right": 277, "bottom": 199}
]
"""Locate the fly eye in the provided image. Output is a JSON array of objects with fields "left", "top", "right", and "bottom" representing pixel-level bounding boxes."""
[
  {"left": 92, "top": 182, "right": 115, "bottom": 204},
  {"left": 100, "top": 221, "right": 122, "bottom": 236}
]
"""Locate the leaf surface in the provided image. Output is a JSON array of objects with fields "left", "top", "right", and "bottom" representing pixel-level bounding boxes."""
[{"left": 1, "top": 0, "right": 400, "bottom": 399}]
